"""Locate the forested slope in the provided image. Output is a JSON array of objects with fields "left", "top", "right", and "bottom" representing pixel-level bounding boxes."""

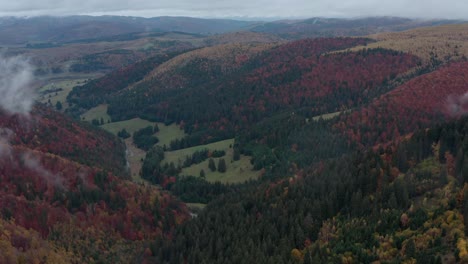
[
  {"left": 149, "top": 116, "right": 468, "bottom": 264},
  {"left": 0, "top": 106, "right": 189, "bottom": 263}
]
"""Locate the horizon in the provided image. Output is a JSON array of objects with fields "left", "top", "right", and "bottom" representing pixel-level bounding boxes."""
[
  {"left": 1, "top": 0, "right": 467, "bottom": 20},
  {"left": 0, "top": 14, "right": 465, "bottom": 22}
]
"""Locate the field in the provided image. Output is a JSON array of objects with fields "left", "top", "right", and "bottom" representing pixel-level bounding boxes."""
[
  {"left": 80, "top": 104, "right": 112, "bottom": 123},
  {"left": 100, "top": 118, "right": 186, "bottom": 180},
  {"left": 38, "top": 79, "right": 88, "bottom": 110},
  {"left": 100, "top": 117, "right": 186, "bottom": 144},
  {"left": 155, "top": 123, "right": 187, "bottom": 147},
  {"left": 180, "top": 154, "right": 259, "bottom": 184},
  {"left": 163, "top": 139, "right": 235, "bottom": 165},
  {"left": 312, "top": 110, "right": 348, "bottom": 121},
  {"left": 100, "top": 118, "right": 156, "bottom": 135},
  {"left": 163, "top": 138, "right": 260, "bottom": 184}
]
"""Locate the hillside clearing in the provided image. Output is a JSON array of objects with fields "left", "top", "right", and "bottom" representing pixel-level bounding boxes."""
[
  {"left": 163, "top": 138, "right": 260, "bottom": 184},
  {"left": 163, "top": 139, "right": 234, "bottom": 165},
  {"left": 180, "top": 154, "right": 259, "bottom": 184},
  {"left": 38, "top": 79, "right": 88, "bottom": 110},
  {"left": 81, "top": 104, "right": 111, "bottom": 123},
  {"left": 100, "top": 119, "right": 186, "bottom": 182},
  {"left": 312, "top": 111, "right": 346, "bottom": 121},
  {"left": 155, "top": 123, "right": 187, "bottom": 148}
]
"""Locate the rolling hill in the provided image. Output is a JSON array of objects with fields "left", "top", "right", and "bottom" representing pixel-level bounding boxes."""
[
  {"left": 335, "top": 61, "right": 468, "bottom": 148},
  {"left": 0, "top": 105, "right": 189, "bottom": 262},
  {"left": 102, "top": 38, "right": 419, "bottom": 147}
]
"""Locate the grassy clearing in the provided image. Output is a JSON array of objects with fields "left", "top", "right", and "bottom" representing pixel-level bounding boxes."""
[
  {"left": 156, "top": 123, "right": 187, "bottom": 148},
  {"left": 312, "top": 111, "right": 342, "bottom": 121},
  {"left": 100, "top": 119, "right": 186, "bottom": 182},
  {"left": 80, "top": 104, "right": 111, "bottom": 123},
  {"left": 38, "top": 79, "right": 87, "bottom": 110},
  {"left": 181, "top": 154, "right": 259, "bottom": 184},
  {"left": 100, "top": 118, "right": 156, "bottom": 135},
  {"left": 163, "top": 138, "right": 260, "bottom": 184},
  {"left": 163, "top": 139, "right": 234, "bottom": 165},
  {"left": 311, "top": 110, "right": 351, "bottom": 121},
  {"left": 100, "top": 118, "right": 186, "bottom": 144}
]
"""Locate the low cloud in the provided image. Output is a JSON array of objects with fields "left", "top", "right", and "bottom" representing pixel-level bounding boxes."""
[
  {"left": 22, "top": 152, "right": 65, "bottom": 188},
  {"left": 0, "top": 127, "right": 13, "bottom": 159},
  {"left": 0, "top": 54, "right": 35, "bottom": 115},
  {"left": 447, "top": 92, "right": 468, "bottom": 117},
  {"left": 0, "top": 54, "right": 64, "bottom": 188}
]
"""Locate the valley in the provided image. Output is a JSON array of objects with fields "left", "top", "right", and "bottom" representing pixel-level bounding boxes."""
[{"left": 0, "top": 14, "right": 468, "bottom": 264}]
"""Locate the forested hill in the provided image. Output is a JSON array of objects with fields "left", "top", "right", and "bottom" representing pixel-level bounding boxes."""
[
  {"left": 0, "top": 106, "right": 189, "bottom": 262},
  {"left": 0, "top": 104, "right": 127, "bottom": 176},
  {"left": 72, "top": 38, "right": 420, "bottom": 148},
  {"left": 148, "top": 115, "right": 468, "bottom": 264}
]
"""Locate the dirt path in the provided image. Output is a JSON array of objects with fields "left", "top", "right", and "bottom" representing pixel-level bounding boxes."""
[{"left": 124, "top": 138, "right": 149, "bottom": 184}]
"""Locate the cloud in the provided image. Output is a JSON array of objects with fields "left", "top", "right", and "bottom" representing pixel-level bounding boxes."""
[
  {"left": 0, "top": 54, "right": 65, "bottom": 188},
  {"left": 447, "top": 92, "right": 468, "bottom": 117},
  {"left": 0, "top": 0, "right": 467, "bottom": 19},
  {"left": 0, "top": 54, "right": 35, "bottom": 115},
  {"left": 22, "top": 151, "right": 66, "bottom": 188},
  {"left": 0, "top": 127, "right": 13, "bottom": 159}
]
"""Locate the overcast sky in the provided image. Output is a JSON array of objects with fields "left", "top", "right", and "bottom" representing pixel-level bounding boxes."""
[{"left": 0, "top": 0, "right": 467, "bottom": 19}]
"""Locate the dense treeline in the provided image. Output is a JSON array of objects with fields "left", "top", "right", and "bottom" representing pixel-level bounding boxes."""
[
  {"left": 147, "top": 116, "right": 468, "bottom": 263},
  {"left": 0, "top": 147, "right": 189, "bottom": 262},
  {"left": 66, "top": 52, "right": 185, "bottom": 117},
  {"left": 168, "top": 176, "right": 234, "bottom": 204},
  {"left": 334, "top": 61, "right": 468, "bottom": 148},
  {"left": 140, "top": 146, "right": 236, "bottom": 203},
  {"left": 0, "top": 105, "right": 128, "bottom": 178},
  {"left": 237, "top": 111, "right": 351, "bottom": 176},
  {"left": 133, "top": 125, "right": 159, "bottom": 150}
]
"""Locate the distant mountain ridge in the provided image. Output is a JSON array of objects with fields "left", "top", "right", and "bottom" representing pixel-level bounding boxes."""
[
  {"left": 251, "top": 16, "right": 465, "bottom": 39},
  {"left": 0, "top": 15, "right": 464, "bottom": 46},
  {"left": 0, "top": 15, "right": 259, "bottom": 45}
]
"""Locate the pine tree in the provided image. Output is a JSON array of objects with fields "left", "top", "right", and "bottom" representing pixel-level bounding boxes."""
[
  {"left": 55, "top": 101, "right": 63, "bottom": 110},
  {"left": 218, "top": 158, "right": 227, "bottom": 173},
  {"left": 233, "top": 148, "right": 241, "bottom": 161},
  {"left": 208, "top": 158, "right": 216, "bottom": 172}
]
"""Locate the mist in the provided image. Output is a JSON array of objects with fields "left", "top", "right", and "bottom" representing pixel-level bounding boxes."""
[
  {"left": 447, "top": 92, "right": 468, "bottom": 117},
  {"left": 0, "top": 54, "right": 35, "bottom": 115},
  {"left": 0, "top": 127, "right": 13, "bottom": 158},
  {"left": 22, "top": 152, "right": 65, "bottom": 188},
  {"left": 0, "top": 53, "right": 66, "bottom": 188}
]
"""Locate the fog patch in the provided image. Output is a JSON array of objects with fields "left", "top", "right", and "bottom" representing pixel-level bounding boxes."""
[
  {"left": 22, "top": 152, "right": 65, "bottom": 188},
  {"left": 0, "top": 127, "right": 13, "bottom": 159},
  {"left": 447, "top": 92, "right": 468, "bottom": 117},
  {"left": 0, "top": 54, "right": 35, "bottom": 115}
]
